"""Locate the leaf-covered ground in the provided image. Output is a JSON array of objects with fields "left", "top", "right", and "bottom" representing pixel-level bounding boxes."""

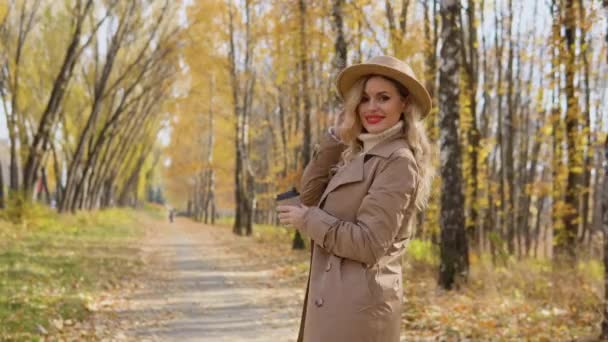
[
  {"left": 239, "top": 223, "right": 603, "bottom": 341},
  {"left": 3, "top": 207, "right": 603, "bottom": 341},
  {"left": 0, "top": 206, "right": 143, "bottom": 341}
]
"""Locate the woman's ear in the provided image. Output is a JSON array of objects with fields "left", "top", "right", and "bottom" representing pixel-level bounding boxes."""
[{"left": 401, "top": 95, "right": 410, "bottom": 113}]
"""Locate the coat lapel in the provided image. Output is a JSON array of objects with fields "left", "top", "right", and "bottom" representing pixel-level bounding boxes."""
[
  {"left": 318, "top": 154, "right": 365, "bottom": 206},
  {"left": 316, "top": 136, "right": 411, "bottom": 207}
]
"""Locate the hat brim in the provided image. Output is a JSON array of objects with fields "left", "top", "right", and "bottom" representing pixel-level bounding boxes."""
[{"left": 336, "top": 63, "right": 432, "bottom": 118}]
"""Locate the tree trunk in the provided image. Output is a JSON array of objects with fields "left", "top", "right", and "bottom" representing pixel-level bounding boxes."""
[
  {"left": 40, "top": 167, "right": 50, "bottom": 205},
  {"left": 557, "top": 0, "right": 582, "bottom": 262},
  {"left": 493, "top": 3, "right": 507, "bottom": 244},
  {"left": 460, "top": 0, "right": 480, "bottom": 251},
  {"left": 2, "top": 0, "right": 41, "bottom": 193},
  {"left": 292, "top": 0, "right": 311, "bottom": 250},
  {"left": 550, "top": 0, "right": 564, "bottom": 261},
  {"left": 516, "top": 1, "right": 541, "bottom": 257},
  {"left": 0, "top": 91, "right": 18, "bottom": 192},
  {"left": 117, "top": 150, "right": 149, "bottom": 207},
  {"left": 229, "top": 0, "right": 255, "bottom": 236},
  {"left": 504, "top": 0, "right": 516, "bottom": 255},
  {"left": 204, "top": 76, "right": 216, "bottom": 225},
  {"left": 478, "top": 0, "right": 492, "bottom": 253},
  {"left": 22, "top": 0, "right": 95, "bottom": 195},
  {"left": 0, "top": 160, "right": 4, "bottom": 209},
  {"left": 92, "top": 88, "right": 163, "bottom": 209},
  {"left": 601, "top": 136, "right": 608, "bottom": 338},
  {"left": 51, "top": 143, "right": 63, "bottom": 207},
  {"left": 60, "top": 3, "right": 133, "bottom": 212},
  {"left": 438, "top": 0, "right": 469, "bottom": 290},
  {"left": 385, "top": 0, "right": 410, "bottom": 58},
  {"left": 577, "top": 0, "right": 592, "bottom": 247},
  {"left": 420, "top": 0, "right": 438, "bottom": 242},
  {"left": 331, "top": 0, "right": 347, "bottom": 110},
  {"left": 228, "top": 3, "right": 242, "bottom": 235},
  {"left": 599, "top": 1, "right": 608, "bottom": 339}
]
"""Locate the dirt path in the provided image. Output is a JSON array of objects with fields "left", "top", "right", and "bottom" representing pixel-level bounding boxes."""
[{"left": 89, "top": 216, "right": 303, "bottom": 341}]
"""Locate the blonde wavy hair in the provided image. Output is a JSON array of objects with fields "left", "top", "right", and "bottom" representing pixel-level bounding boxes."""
[{"left": 336, "top": 75, "right": 435, "bottom": 210}]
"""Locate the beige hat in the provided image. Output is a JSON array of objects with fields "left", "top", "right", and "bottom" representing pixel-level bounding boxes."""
[{"left": 335, "top": 55, "right": 432, "bottom": 118}]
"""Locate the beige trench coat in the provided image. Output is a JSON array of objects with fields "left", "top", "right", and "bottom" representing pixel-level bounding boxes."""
[{"left": 296, "top": 130, "right": 420, "bottom": 342}]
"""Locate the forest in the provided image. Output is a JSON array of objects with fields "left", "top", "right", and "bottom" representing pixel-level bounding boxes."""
[{"left": 1, "top": 0, "right": 608, "bottom": 340}]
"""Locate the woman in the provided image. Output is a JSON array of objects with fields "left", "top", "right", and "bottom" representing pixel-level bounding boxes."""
[{"left": 277, "top": 55, "right": 434, "bottom": 342}]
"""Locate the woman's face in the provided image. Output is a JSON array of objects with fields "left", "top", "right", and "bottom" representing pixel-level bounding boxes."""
[{"left": 357, "top": 76, "right": 407, "bottom": 134}]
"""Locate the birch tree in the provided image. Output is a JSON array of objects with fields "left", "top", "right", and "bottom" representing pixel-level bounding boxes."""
[{"left": 438, "top": 0, "right": 469, "bottom": 290}]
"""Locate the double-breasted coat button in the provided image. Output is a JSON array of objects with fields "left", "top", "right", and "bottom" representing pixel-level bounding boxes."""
[
  {"left": 325, "top": 262, "right": 332, "bottom": 272},
  {"left": 315, "top": 298, "right": 324, "bottom": 307}
]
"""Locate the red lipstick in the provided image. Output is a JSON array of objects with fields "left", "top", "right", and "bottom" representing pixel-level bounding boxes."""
[{"left": 364, "top": 115, "right": 384, "bottom": 124}]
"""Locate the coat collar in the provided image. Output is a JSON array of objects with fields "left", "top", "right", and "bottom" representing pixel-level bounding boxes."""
[
  {"left": 317, "top": 135, "right": 409, "bottom": 206},
  {"left": 319, "top": 154, "right": 364, "bottom": 204},
  {"left": 365, "top": 134, "right": 409, "bottom": 158}
]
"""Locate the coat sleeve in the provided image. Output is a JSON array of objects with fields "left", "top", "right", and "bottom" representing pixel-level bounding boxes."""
[
  {"left": 299, "top": 129, "right": 346, "bottom": 206},
  {"left": 300, "top": 154, "right": 418, "bottom": 266}
]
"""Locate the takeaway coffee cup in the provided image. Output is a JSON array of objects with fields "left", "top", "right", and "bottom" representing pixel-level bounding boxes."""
[{"left": 276, "top": 187, "right": 301, "bottom": 206}]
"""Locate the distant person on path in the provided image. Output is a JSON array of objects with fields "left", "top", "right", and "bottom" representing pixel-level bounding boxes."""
[
  {"left": 277, "top": 55, "right": 434, "bottom": 342},
  {"left": 169, "top": 208, "right": 175, "bottom": 223}
]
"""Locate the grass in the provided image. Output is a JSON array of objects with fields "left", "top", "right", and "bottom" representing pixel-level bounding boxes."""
[
  {"left": 141, "top": 202, "right": 168, "bottom": 221},
  {"left": 0, "top": 203, "right": 143, "bottom": 341},
  {"left": 213, "top": 215, "right": 234, "bottom": 227}
]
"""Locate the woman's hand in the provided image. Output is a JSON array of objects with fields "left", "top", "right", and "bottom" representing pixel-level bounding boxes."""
[{"left": 277, "top": 205, "right": 309, "bottom": 229}]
